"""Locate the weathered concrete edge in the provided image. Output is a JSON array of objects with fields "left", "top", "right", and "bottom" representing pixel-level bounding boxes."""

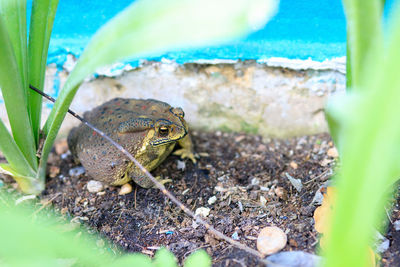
[{"left": 0, "top": 59, "right": 345, "bottom": 139}]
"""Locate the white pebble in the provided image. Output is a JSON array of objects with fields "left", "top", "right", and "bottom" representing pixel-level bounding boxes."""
[
  {"left": 208, "top": 196, "right": 217, "bottom": 205},
  {"left": 119, "top": 183, "right": 132, "bottom": 195},
  {"left": 231, "top": 231, "right": 239, "bottom": 240},
  {"left": 86, "top": 180, "right": 103, "bottom": 193},
  {"left": 176, "top": 160, "right": 186, "bottom": 171},
  {"left": 195, "top": 207, "right": 210, "bottom": 217},
  {"left": 257, "top": 226, "right": 287, "bottom": 255},
  {"left": 69, "top": 166, "right": 85, "bottom": 177},
  {"left": 394, "top": 220, "right": 400, "bottom": 231}
]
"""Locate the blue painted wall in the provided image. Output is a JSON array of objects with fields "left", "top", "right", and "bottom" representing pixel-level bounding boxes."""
[{"left": 26, "top": 1, "right": 394, "bottom": 66}]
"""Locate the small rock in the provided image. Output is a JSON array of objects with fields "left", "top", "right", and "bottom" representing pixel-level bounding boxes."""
[
  {"left": 49, "top": 165, "right": 60, "bottom": 178},
  {"left": 234, "top": 135, "right": 246, "bottom": 142},
  {"left": 327, "top": 147, "right": 339, "bottom": 158},
  {"left": 285, "top": 173, "right": 303, "bottom": 192},
  {"left": 55, "top": 139, "right": 69, "bottom": 155},
  {"left": 260, "top": 195, "right": 267, "bottom": 206},
  {"left": 208, "top": 196, "right": 217, "bottom": 205},
  {"left": 69, "top": 166, "right": 85, "bottom": 177},
  {"left": 320, "top": 158, "right": 333, "bottom": 167},
  {"left": 176, "top": 160, "right": 186, "bottom": 171},
  {"left": 266, "top": 251, "right": 322, "bottom": 267},
  {"left": 289, "top": 161, "right": 298, "bottom": 169},
  {"left": 257, "top": 226, "right": 287, "bottom": 255},
  {"left": 119, "top": 183, "right": 132, "bottom": 195},
  {"left": 274, "top": 187, "right": 287, "bottom": 200},
  {"left": 232, "top": 231, "right": 239, "bottom": 240},
  {"left": 393, "top": 220, "right": 400, "bottom": 231},
  {"left": 238, "top": 201, "right": 244, "bottom": 213},
  {"left": 256, "top": 144, "right": 267, "bottom": 152},
  {"left": 375, "top": 231, "right": 390, "bottom": 253},
  {"left": 87, "top": 180, "right": 103, "bottom": 193},
  {"left": 195, "top": 207, "right": 210, "bottom": 217}
]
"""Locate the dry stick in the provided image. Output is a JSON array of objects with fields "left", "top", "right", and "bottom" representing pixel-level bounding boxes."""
[{"left": 30, "top": 85, "right": 266, "bottom": 261}]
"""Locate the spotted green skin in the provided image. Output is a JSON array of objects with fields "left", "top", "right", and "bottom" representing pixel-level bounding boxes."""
[{"left": 68, "top": 98, "right": 191, "bottom": 188}]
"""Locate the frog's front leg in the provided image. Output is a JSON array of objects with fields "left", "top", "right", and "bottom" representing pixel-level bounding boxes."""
[
  {"left": 173, "top": 134, "right": 197, "bottom": 163},
  {"left": 129, "top": 170, "right": 172, "bottom": 189}
]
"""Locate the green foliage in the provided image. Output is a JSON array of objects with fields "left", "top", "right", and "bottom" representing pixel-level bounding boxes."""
[
  {"left": 323, "top": 0, "right": 400, "bottom": 266},
  {"left": 0, "top": 0, "right": 278, "bottom": 194},
  {"left": 0, "top": 193, "right": 210, "bottom": 266},
  {"left": 184, "top": 250, "right": 212, "bottom": 267}
]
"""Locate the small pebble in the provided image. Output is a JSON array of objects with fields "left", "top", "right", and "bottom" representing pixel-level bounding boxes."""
[
  {"left": 176, "top": 160, "right": 186, "bottom": 171},
  {"left": 86, "top": 180, "right": 103, "bottom": 193},
  {"left": 49, "top": 166, "right": 60, "bottom": 178},
  {"left": 231, "top": 231, "right": 239, "bottom": 240},
  {"left": 119, "top": 183, "right": 132, "bottom": 195},
  {"left": 285, "top": 173, "right": 303, "bottom": 192},
  {"left": 289, "top": 161, "right": 298, "bottom": 169},
  {"left": 55, "top": 139, "right": 69, "bottom": 155},
  {"left": 195, "top": 207, "right": 210, "bottom": 217},
  {"left": 274, "top": 187, "right": 287, "bottom": 200},
  {"left": 69, "top": 166, "right": 85, "bottom": 177},
  {"left": 394, "top": 220, "right": 400, "bottom": 231},
  {"left": 327, "top": 147, "right": 339, "bottom": 158},
  {"left": 208, "top": 196, "right": 217, "bottom": 205},
  {"left": 257, "top": 226, "right": 287, "bottom": 255},
  {"left": 260, "top": 195, "right": 267, "bottom": 206},
  {"left": 266, "top": 251, "right": 322, "bottom": 267}
]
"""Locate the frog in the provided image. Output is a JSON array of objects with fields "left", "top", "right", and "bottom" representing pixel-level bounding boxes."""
[{"left": 67, "top": 98, "right": 196, "bottom": 188}]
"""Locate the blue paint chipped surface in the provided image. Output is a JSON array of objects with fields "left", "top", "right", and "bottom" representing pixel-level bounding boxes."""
[
  {"left": 25, "top": 0, "right": 350, "bottom": 68},
  {"left": 26, "top": 0, "right": 396, "bottom": 67}
]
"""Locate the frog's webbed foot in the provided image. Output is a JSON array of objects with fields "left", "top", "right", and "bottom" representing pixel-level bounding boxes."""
[
  {"left": 173, "top": 148, "right": 197, "bottom": 163},
  {"left": 174, "top": 134, "right": 197, "bottom": 163},
  {"left": 152, "top": 176, "right": 172, "bottom": 189}
]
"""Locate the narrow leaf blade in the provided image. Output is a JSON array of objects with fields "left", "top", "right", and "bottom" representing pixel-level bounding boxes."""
[
  {"left": 28, "top": 0, "right": 59, "bottom": 143},
  {"left": 0, "top": 13, "right": 38, "bottom": 170}
]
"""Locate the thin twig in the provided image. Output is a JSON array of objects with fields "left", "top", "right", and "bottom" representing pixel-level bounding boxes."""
[{"left": 30, "top": 85, "right": 265, "bottom": 260}]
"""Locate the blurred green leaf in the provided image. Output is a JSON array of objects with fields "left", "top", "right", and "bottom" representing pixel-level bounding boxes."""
[
  {"left": 28, "top": 0, "right": 59, "bottom": 143},
  {"left": 342, "top": 0, "right": 383, "bottom": 90},
  {"left": 153, "top": 248, "right": 178, "bottom": 267},
  {"left": 324, "top": 2, "right": 400, "bottom": 266},
  {"left": 0, "top": 194, "right": 156, "bottom": 266},
  {"left": 184, "top": 250, "right": 211, "bottom": 267}
]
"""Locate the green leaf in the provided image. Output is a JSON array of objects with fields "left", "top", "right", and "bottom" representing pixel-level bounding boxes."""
[
  {"left": 113, "top": 254, "right": 152, "bottom": 267},
  {"left": 0, "top": 164, "right": 43, "bottom": 194},
  {"left": 38, "top": 0, "right": 278, "bottom": 181},
  {"left": 342, "top": 0, "right": 383, "bottom": 90},
  {"left": 184, "top": 250, "right": 211, "bottom": 267},
  {"left": 0, "top": 195, "right": 151, "bottom": 266},
  {"left": 153, "top": 248, "right": 178, "bottom": 267},
  {"left": 324, "top": 3, "right": 400, "bottom": 266},
  {"left": 0, "top": 14, "right": 37, "bottom": 171},
  {"left": 0, "top": 120, "right": 35, "bottom": 178},
  {"left": 0, "top": 0, "right": 28, "bottom": 92},
  {"left": 28, "top": 0, "right": 59, "bottom": 144}
]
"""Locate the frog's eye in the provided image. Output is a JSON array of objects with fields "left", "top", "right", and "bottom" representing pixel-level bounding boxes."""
[{"left": 158, "top": 126, "right": 169, "bottom": 137}]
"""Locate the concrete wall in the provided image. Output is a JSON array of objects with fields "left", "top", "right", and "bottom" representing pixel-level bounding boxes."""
[{"left": 0, "top": 60, "right": 345, "bottom": 138}]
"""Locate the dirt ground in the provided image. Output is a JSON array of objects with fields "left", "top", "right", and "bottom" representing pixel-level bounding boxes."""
[{"left": 3, "top": 131, "right": 400, "bottom": 266}]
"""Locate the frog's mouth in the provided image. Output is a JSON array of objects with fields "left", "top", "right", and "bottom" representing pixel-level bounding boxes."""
[{"left": 150, "top": 137, "right": 183, "bottom": 146}]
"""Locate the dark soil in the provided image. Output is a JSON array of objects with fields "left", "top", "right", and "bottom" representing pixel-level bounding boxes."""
[{"left": 5, "top": 131, "right": 400, "bottom": 266}]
